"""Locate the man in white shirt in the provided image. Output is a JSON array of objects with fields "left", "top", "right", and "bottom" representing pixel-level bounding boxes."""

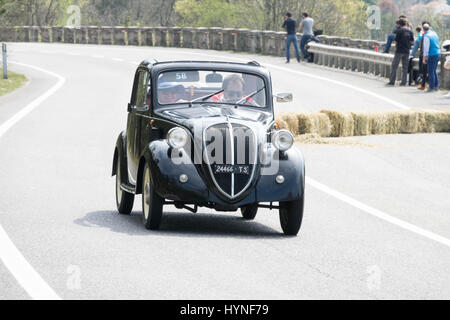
[{"left": 299, "top": 12, "right": 314, "bottom": 61}]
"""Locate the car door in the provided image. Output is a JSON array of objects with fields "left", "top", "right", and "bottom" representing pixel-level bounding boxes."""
[{"left": 126, "top": 69, "right": 149, "bottom": 185}]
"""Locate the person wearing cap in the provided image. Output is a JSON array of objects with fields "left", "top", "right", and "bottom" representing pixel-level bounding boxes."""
[
  {"left": 422, "top": 24, "right": 441, "bottom": 92},
  {"left": 158, "top": 82, "right": 185, "bottom": 104}
]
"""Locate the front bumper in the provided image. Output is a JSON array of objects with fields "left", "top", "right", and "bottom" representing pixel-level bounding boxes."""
[{"left": 147, "top": 140, "right": 304, "bottom": 210}]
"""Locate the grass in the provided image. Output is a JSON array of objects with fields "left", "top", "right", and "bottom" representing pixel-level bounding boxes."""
[
  {"left": 0, "top": 69, "right": 27, "bottom": 97},
  {"left": 276, "top": 110, "right": 450, "bottom": 138}
]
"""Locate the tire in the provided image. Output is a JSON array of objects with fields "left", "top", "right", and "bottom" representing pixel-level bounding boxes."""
[
  {"left": 116, "top": 157, "right": 134, "bottom": 215},
  {"left": 279, "top": 192, "right": 304, "bottom": 236},
  {"left": 240, "top": 204, "right": 258, "bottom": 220},
  {"left": 141, "top": 162, "right": 164, "bottom": 230}
]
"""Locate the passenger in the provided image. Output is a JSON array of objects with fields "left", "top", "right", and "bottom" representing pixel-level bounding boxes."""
[{"left": 158, "top": 83, "right": 185, "bottom": 104}]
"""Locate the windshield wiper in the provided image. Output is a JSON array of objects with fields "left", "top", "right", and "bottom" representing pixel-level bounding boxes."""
[
  {"left": 190, "top": 89, "right": 224, "bottom": 104},
  {"left": 236, "top": 87, "right": 265, "bottom": 105}
]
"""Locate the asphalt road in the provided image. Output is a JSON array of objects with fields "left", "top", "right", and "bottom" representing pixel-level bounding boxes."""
[{"left": 0, "top": 43, "right": 449, "bottom": 300}]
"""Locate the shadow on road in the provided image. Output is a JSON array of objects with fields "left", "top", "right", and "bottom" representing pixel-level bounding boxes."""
[{"left": 75, "top": 210, "right": 284, "bottom": 239}]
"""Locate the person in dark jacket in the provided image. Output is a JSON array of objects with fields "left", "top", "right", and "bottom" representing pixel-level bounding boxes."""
[
  {"left": 387, "top": 19, "right": 414, "bottom": 86},
  {"left": 282, "top": 12, "right": 301, "bottom": 63},
  {"left": 384, "top": 15, "right": 412, "bottom": 53}
]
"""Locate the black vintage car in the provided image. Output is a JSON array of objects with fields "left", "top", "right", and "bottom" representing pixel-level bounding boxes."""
[{"left": 112, "top": 60, "right": 305, "bottom": 236}]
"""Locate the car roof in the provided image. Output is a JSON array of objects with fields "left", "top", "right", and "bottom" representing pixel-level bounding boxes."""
[{"left": 140, "top": 60, "right": 270, "bottom": 77}]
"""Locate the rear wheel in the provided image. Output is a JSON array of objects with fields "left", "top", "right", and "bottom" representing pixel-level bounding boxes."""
[
  {"left": 279, "top": 193, "right": 304, "bottom": 236},
  {"left": 116, "top": 157, "right": 134, "bottom": 215},
  {"left": 141, "top": 162, "right": 164, "bottom": 230},
  {"left": 240, "top": 204, "right": 258, "bottom": 220}
]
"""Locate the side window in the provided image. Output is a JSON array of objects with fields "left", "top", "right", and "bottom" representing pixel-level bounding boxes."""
[
  {"left": 135, "top": 71, "right": 149, "bottom": 108},
  {"left": 146, "top": 78, "right": 152, "bottom": 107}
]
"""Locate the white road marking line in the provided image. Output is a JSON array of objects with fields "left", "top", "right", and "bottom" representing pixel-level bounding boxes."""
[
  {"left": 0, "top": 62, "right": 65, "bottom": 137},
  {"left": 91, "top": 54, "right": 104, "bottom": 58},
  {"left": 112, "top": 58, "right": 124, "bottom": 62},
  {"left": 0, "top": 225, "right": 61, "bottom": 300},
  {"left": 176, "top": 50, "right": 411, "bottom": 110},
  {"left": 0, "top": 61, "right": 64, "bottom": 300},
  {"left": 306, "top": 177, "right": 450, "bottom": 248}
]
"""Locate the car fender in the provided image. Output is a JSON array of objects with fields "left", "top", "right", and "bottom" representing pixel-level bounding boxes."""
[
  {"left": 112, "top": 131, "right": 132, "bottom": 186},
  {"left": 137, "top": 140, "right": 209, "bottom": 201},
  {"left": 256, "top": 146, "right": 305, "bottom": 203}
]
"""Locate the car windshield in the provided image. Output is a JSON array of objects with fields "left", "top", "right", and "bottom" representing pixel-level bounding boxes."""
[{"left": 156, "top": 70, "right": 267, "bottom": 108}]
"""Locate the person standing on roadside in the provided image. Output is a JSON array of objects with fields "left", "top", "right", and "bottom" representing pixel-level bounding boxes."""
[
  {"left": 282, "top": 12, "right": 301, "bottom": 63},
  {"left": 422, "top": 24, "right": 441, "bottom": 92},
  {"left": 299, "top": 12, "right": 314, "bottom": 62},
  {"left": 417, "top": 21, "right": 432, "bottom": 90},
  {"left": 410, "top": 26, "right": 423, "bottom": 87},
  {"left": 387, "top": 19, "right": 414, "bottom": 86}
]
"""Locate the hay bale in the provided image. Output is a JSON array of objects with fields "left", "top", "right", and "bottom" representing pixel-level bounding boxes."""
[
  {"left": 369, "top": 112, "right": 388, "bottom": 135},
  {"left": 425, "top": 111, "right": 450, "bottom": 133},
  {"left": 278, "top": 113, "right": 299, "bottom": 134},
  {"left": 351, "top": 112, "right": 371, "bottom": 136},
  {"left": 311, "top": 113, "right": 332, "bottom": 137},
  {"left": 384, "top": 112, "right": 402, "bottom": 134},
  {"left": 297, "top": 113, "right": 312, "bottom": 135},
  {"left": 274, "top": 115, "right": 289, "bottom": 130},
  {"left": 320, "top": 110, "right": 354, "bottom": 137},
  {"left": 276, "top": 110, "right": 450, "bottom": 138},
  {"left": 296, "top": 113, "right": 332, "bottom": 137},
  {"left": 399, "top": 111, "right": 420, "bottom": 133}
]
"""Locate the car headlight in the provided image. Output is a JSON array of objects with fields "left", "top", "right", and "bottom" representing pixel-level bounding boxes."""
[
  {"left": 272, "top": 130, "right": 294, "bottom": 152},
  {"left": 167, "top": 127, "right": 189, "bottom": 149}
]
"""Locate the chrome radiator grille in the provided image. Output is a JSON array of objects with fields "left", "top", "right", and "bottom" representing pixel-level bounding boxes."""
[{"left": 203, "top": 122, "right": 257, "bottom": 199}]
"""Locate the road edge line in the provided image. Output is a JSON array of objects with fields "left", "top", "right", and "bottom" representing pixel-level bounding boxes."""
[
  {"left": 0, "top": 61, "right": 64, "bottom": 300},
  {"left": 306, "top": 177, "right": 450, "bottom": 248}
]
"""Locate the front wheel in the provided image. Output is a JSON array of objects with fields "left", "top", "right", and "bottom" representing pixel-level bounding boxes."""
[
  {"left": 279, "top": 193, "right": 304, "bottom": 236},
  {"left": 240, "top": 204, "right": 258, "bottom": 220},
  {"left": 116, "top": 157, "right": 134, "bottom": 215},
  {"left": 141, "top": 162, "right": 164, "bottom": 230}
]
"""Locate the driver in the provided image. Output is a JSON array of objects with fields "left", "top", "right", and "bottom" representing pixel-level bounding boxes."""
[
  {"left": 211, "top": 74, "right": 249, "bottom": 104},
  {"left": 158, "top": 82, "right": 185, "bottom": 104}
]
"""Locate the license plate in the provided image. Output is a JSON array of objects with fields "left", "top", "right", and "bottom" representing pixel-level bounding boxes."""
[{"left": 213, "top": 165, "right": 250, "bottom": 175}]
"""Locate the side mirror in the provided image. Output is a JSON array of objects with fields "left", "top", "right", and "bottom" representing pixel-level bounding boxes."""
[{"left": 275, "top": 93, "right": 293, "bottom": 103}]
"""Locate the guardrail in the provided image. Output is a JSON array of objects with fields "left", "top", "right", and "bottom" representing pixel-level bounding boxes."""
[
  {"left": 0, "top": 26, "right": 448, "bottom": 89},
  {"left": 308, "top": 43, "right": 448, "bottom": 87},
  {"left": 307, "top": 42, "right": 418, "bottom": 78}
]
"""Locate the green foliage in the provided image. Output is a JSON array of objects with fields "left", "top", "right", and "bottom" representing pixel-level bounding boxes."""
[
  {"left": 0, "top": 69, "right": 27, "bottom": 96},
  {"left": 175, "top": 0, "right": 257, "bottom": 28},
  {"left": 0, "top": 0, "right": 447, "bottom": 41}
]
